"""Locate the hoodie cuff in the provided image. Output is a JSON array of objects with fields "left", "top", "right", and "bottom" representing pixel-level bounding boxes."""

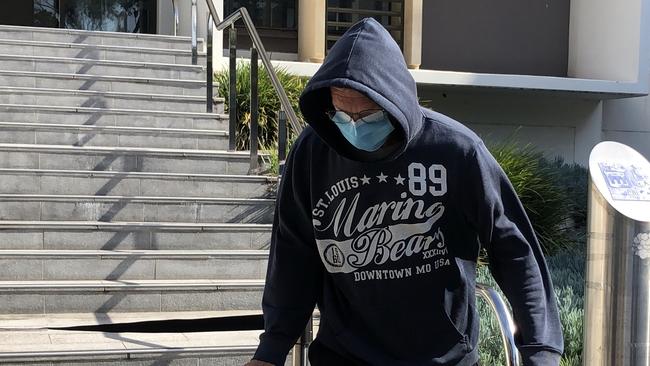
[
  {"left": 519, "top": 348, "right": 562, "bottom": 366},
  {"left": 253, "top": 334, "right": 296, "bottom": 366}
]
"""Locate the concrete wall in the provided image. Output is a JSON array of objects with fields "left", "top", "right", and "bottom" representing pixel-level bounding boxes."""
[
  {"left": 602, "top": 96, "right": 650, "bottom": 159},
  {"left": 418, "top": 88, "right": 603, "bottom": 165},
  {"left": 420, "top": 0, "right": 570, "bottom": 76}
]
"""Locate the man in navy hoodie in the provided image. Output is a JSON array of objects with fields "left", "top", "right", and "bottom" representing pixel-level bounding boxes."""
[{"left": 245, "top": 18, "right": 563, "bottom": 366}]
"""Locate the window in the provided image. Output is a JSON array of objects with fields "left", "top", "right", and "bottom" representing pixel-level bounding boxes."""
[
  {"left": 32, "top": 0, "right": 157, "bottom": 33},
  {"left": 327, "top": 0, "right": 404, "bottom": 52},
  {"left": 225, "top": 0, "right": 297, "bottom": 30}
]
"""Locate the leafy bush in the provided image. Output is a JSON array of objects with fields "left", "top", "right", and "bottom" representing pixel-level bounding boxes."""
[
  {"left": 488, "top": 142, "right": 573, "bottom": 256},
  {"left": 477, "top": 245, "right": 586, "bottom": 366},
  {"left": 541, "top": 159, "right": 589, "bottom": 232},
  {"left": 214, "top": 62, "right": 307, "bottom": 150}
]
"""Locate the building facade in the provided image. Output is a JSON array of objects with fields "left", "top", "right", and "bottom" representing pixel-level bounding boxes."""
[{"left": 2, "top": 0, "right": 649, "bottom": 165}]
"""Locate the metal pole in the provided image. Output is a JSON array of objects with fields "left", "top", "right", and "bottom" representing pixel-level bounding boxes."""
[
  {"left": 278, "top": 108, "right": 287, "bottom": 176},
  {"left": 583, "top": 141, "right": 650, "bottom": 366},
  {"left": 228, "top": 25, "right": 237, "bottom": 151},
  {"left": 292, "top": 318, "right": 313, "bottom": 366},
  {"left": 206, "top": 13, "right": 214, "bottom": 113},
  {"left": 171, "top": 0, "right": 179, "bottom": 36},
  {"left": 249, "top": 47, "right": 259, "bottom": 173},
  {"left": 191, "top": 0, "right": 198, "bottom": 65}
]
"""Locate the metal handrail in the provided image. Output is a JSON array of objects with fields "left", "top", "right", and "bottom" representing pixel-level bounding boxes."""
[
  {"left": 476, "top": 283, "right": 521, "bottom": 366},
  {"left": 292, "top": 284, "right": 521, "bottom": 366},
  {"left": 171, "top": 1, "right": 303, "bottom": 173},
  {"left": 213, "top": 7, "right": 302, "bottom": 134},
  {"left": 170, "top": 0, "right": 302, "bottom": 133}
]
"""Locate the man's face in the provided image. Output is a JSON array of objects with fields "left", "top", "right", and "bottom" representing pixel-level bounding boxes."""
[{"left": 330, "top": 86, "right": 381, "bottom": 121}]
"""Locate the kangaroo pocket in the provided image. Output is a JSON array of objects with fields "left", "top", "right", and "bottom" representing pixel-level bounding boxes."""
[{"left": 335, "top": 297, "right": 469, "bottom": 362}]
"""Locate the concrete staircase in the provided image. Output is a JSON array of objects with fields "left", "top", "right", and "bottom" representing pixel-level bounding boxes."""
[{"left": 0, "top": 25, "right": 279, "bottom": 365}]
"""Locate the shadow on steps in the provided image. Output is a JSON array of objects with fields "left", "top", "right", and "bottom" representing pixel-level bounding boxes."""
[{"left": 50, "top": 314, "right": 264, "bottom": 333}]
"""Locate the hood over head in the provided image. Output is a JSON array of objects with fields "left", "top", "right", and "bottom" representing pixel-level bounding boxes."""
[{"left": 298, "top": 18, "right": 423, "bottom": 162}]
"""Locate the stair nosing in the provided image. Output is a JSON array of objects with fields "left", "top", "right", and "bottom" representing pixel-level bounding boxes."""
[
  {"left": 0, "top": 53, "right": 206, "bottom": 71},
  {"left": 0, "top": 103, "right": 227, "bottom": 118},
  {"left": 0, "top": 345, "right": 260, "bottom": 360},
  {"left": 0, "top": 143, "right": 259, "bottom": 158},
  {"left": 0, "top": 86, "right": 224, "bottom": 102},
  {"left": 0, "top": 279, "right": 265, "bottom": 291},
  {"left": 0, "top": 168, "right": 277, "bottom": 182},
  {"left": 0, "top": 38, "right": 207, "bottom": 56},
  {"left": 0, "top": 249, "right": 269, "bottom": 258},
  {"left": 0, "top": 194, "right": 275, "bottom": 204},
  {"left": 0, "top": 121, "right": 228, "bottom": 137},
  {"left": 0, "top": 220, "right": 272, "bottom": 231},
  {"left": 0, "top": 70, "right": 206, "bottom": 86},
  {"left": 0, "top": 24, "right": 205, "bottom": 43}
]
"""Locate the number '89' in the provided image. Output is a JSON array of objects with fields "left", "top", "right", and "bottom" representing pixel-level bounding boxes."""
[{"left": 407, "top": 163, "right": 447, "bottom": 197}]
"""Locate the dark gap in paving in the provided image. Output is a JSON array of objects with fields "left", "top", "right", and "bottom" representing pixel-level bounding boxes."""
[{"left": 50, "top": 314, "right": 264, "bottom": 333}]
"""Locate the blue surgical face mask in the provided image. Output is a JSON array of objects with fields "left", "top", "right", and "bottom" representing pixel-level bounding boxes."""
[{"left": 331, "top": 110, "right": 395, "bottom": 152}]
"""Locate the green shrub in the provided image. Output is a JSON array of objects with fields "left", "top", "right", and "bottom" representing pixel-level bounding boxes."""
[
  {"left": 488, "top": 142, "right": 573, "bottom": 256},
  {"left": 214, "top": 62, "right": 307, "bottom": 150},
  {"left": 541, "top": 159, "right": 589, "bottom": 232}
]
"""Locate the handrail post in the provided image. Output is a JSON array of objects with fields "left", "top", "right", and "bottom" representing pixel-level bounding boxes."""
[
  {"left": 171, "top": 0, "right": 179, "bottom": 36},
  {"left": 278, "top": 108, "right": 287, "bottom": 176},
  {"left": 206, "top": 13, "right": 214, "bottom": 113},
  {"left": 191, "top": 0, "right": 198, "bottom": 65},
  {"left": 228, "top": 25, "right": 237, "bottom": 151},
  {"left": 292, "top": 318, "right": 313, "bottom": 366},
  {"left": 249, "top": 46, "right": 259, "bottom": 173}
]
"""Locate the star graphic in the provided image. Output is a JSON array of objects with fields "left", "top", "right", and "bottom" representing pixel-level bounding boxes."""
[
  {"left": 394, "top": 174, "right": 405, "bottom": 185},
  {"left": 360, "top": 175, "right": 371, "bottom": 185},
  {"left": 377, "top": 172, "right": 388, "bottom": 183}
]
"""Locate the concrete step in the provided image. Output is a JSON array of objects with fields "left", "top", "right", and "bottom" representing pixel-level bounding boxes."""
[
  {"left": 0, "top": 144, "right": 262, "bottom": 175},
  {"left": 0, "top": 103, "right": 228, "bottom": 130},
  {"left": 0, "top": 54, "right": 206, "bottom": 80},
  {"left": 0, "top": 221, "right": 271, "bottom": 251},
  {"left": 0, "top": 279, "right": 265, "bottom": 314},
  {"left": 0, "top": 169, "right": 276, "bottom": 199},
  {"left": 0, "top": 310, "right": 263, "bottom": 328},
  {"left": 0, "top": 70, "right": 207, "bottom": 96},
  {"left": 0, "top": 194, "right": 275, "bottom": 223},
  {"left": 0, "top": 250, "right": 268, "bottom": 281},
  {"left": 0, "top": 24, "right": 205, "bottom": 50},
  {"left": 0, "top": 86, "right": 224, "bottom": 113},
  {"left": 0, "top": 122, "right": 229, "bottom": 150},
  {"left": 0, "top": 311, "right": 301, "bottom": 365},
  {"left": 0, "top": 38, "right": 206, "bottom": 65},
  {"left": 0, "top": 330, "right": 266, "bottom": 365}
]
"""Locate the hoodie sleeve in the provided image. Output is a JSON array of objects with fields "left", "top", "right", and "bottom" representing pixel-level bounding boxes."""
[
  {"left": 253, "top": 140, "right": 322, "bottom": 365},
  {"left": 462, "top": 141, "right": 564, "bottom": 366}
]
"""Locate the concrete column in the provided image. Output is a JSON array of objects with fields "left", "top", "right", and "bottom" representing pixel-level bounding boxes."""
[
  {"left": 568, "top": 0, "right": 642, "bottom": 82},
  {"left": 404, "top": 0, "right": 422, "bottom": 69},
  {"left": 298, "top": 0, "right": 326, "bottom": 63}
]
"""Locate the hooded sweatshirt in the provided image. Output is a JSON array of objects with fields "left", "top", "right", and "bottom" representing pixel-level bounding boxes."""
[{"left": 253, "top": 18, "right": 564, "bottom": 366}]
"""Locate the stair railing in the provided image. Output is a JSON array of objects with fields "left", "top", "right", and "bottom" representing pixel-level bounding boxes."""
[
  {"left": 292, "top": 284, "right": 521, "bottom": 366},
  {"left": 171, "top": 0, "right": 303, "bottom": 174}
]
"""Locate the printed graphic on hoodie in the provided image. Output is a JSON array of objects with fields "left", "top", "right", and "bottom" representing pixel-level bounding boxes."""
[{"left": 311, "top": 162, "right": 451, "bottom": 280}]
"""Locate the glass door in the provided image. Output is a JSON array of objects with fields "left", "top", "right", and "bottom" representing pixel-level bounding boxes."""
[{"left": 32, "top": 0, "right": 157, "bottom": 34}]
